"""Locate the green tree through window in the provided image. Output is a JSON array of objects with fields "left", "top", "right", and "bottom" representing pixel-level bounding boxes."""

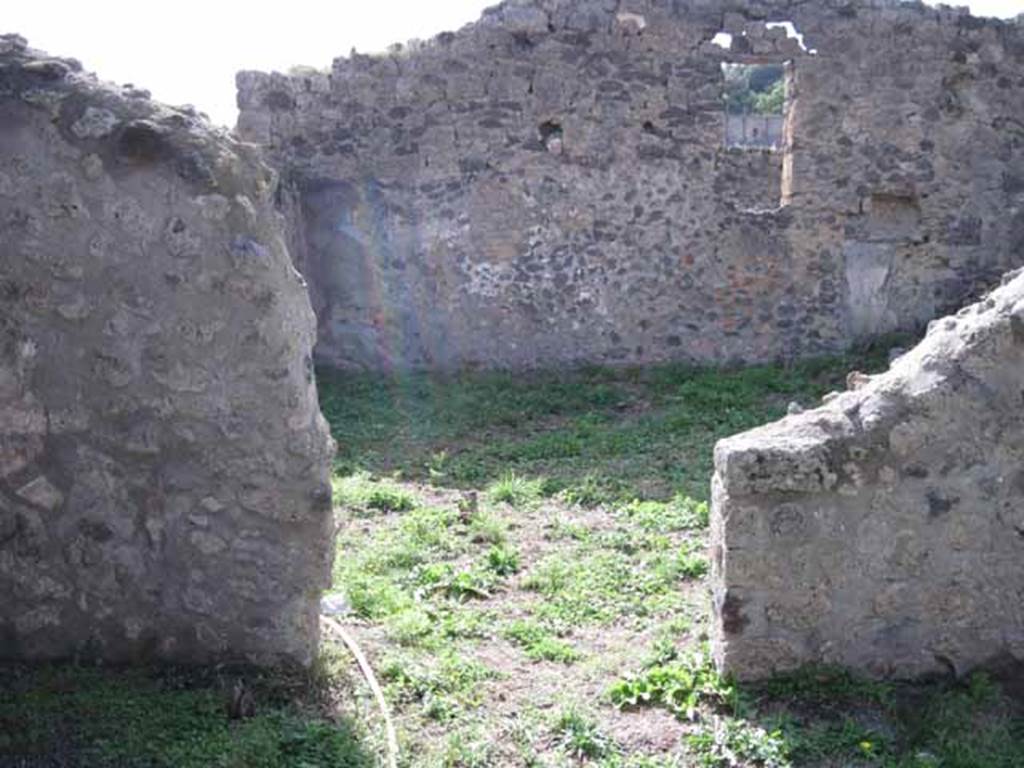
[{"left": 722, "top": 63, "right": 785, "bottom": 115}]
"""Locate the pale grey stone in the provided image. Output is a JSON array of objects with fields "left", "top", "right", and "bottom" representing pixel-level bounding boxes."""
[
  {"left": 71, "top": 106, "right": 118, "bottom": 138},
  {"left": 712, "top": 270, "right": 1024, "bottom": 680},
  {"left": 502, "top": 5, "right": 550, "bottom": 35},
  {"left": 320, "top": 593, "right": 351, "bottom": 616},
  {"left": 0, "top": 36, "right": 333, "bottom": 666},
  {"left": 16, "top": 475, "right": 63, "bottom": 511},
  {"left": 190, "top": 531, "right": 228, "bottom": 555}
]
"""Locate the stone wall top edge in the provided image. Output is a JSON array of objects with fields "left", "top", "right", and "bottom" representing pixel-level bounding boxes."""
[
  {"left": 1, "top": 34, "right": 275, "bottom": 197},
  {"left": 713, "top": 268, "right": 1024, "bottom": 496},
  {"left": 232, "top": 0, "right": 1018, "bottom": 92},
  {"left": 3, "top": 35, "right": 247, "bottom": 152}
]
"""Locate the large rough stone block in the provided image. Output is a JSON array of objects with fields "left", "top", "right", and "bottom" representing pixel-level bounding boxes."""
[
  {"left": 711, "top": 268, "right": 1024, "bottom": 680},
  {"left": 0, "top": 36, "right": 334, "bottom": 666}
]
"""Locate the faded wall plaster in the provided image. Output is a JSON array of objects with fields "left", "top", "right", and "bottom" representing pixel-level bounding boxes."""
[{"left": 237, "top": 0, "right": 1024, "bottom": 370}]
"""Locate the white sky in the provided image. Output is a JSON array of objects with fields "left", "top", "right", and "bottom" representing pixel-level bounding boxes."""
[{"left": 4, "top": 0, "right": 1023, "bottom": 128}]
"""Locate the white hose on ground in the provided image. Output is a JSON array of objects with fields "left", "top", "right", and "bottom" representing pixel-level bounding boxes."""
[{"left": 321, "top": 615, "right": 399, "bottom": 768}]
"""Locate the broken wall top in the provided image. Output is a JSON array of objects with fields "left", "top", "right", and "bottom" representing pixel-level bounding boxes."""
[
  {"left": 234, "top": 0, "right": 1024, "bottom": 371},
  {"left": 711, "top": 266, "right": 1024, "bottom": 679}
]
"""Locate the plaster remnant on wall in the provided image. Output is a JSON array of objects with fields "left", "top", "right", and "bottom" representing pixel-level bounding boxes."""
[
  {"left": 0, "top": 35, "right": 335, "bottom": 666},
  {"left": 711, "top": 268, "right": 1024, "bottom": 680},
  {"left": 616, "top": 12, "right": 647, "bottom": 33}
]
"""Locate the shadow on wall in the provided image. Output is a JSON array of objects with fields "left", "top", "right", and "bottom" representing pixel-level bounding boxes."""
[{"left": 301, "top": 179, "right": 458, "bottom": 371}]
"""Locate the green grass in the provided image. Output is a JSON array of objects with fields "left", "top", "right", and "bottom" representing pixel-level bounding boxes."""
[
  {"left": 380, "top": 651, "right": 494, "bottom": 706},
  {"left": 17, "top": 344, "right": 1022, "bottom": 767},
  {"left": 0, "top": 663, "right": 372, "bottom": 768},
  {"left": 484, "top": 543, "right": 520, "bottom": 576},
  {"left": 333, "top": 471, "right": 415, "bottom": 514},
  {"left": 619, "top": 495, "right": 709, "bottom": 532},
  {"left": 503, "top": 619, "right": 582, "bottom": 663},
  {"left": 733, "top": 670, "right": 1024, "bottom": 768},
  {"left": 319, "top": 351, "right": 892, "bottom": 504},
  {"left": 486, "top": 472, "right": 547, "bottom": 507},
  {"left": 554, "top": 705, "right": 618, "bottom": 760},
  {"left": 522, "top": 545, "right": 691, "bottom": 626},
  {"left": 607, "top": 645, "right": 1024, "bottom": 768},
  {"left": 323, "top": 347, "right": 1024, "bottom": 766}
]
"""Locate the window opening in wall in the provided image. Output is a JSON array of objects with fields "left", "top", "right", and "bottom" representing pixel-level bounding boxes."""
[{"left": 722, "top": 63, "right": 787, "bottom": 150}]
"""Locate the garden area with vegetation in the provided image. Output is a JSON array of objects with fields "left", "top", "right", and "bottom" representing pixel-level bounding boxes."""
[{"left": 3, "top": 346, "right": 1023, "bottom": 767}]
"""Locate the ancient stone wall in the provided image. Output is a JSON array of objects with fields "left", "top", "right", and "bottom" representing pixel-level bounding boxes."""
[
  {"left": 711, "top": 268, "right": 1024, "bottom": 680},
  {"left": 0, "top": 36, "right": 335, "bottom": 665},
  {"left": 237, "top": 0, "right": 1024, "bottom": 370}
]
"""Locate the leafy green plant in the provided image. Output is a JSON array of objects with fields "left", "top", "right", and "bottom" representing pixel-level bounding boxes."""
[
  {"left": 524, "top": 546, "right": 687, "bottom": 625},
  {"left": 554, "top": 706, "right": 617, "bottom": 760},
  {"left": 440, "top": 728, "right": 494, "bottom": 767},
  {"left": 773, "top": 715, "right": 891, "bottom": 764},
  {"left": 485, "top": 544, "right": 520, "bottom": 576},
  {"left": 415, "top": 562, "right": 495, "bottom": 601},
  {"left": 426, "top": 449, "right": 449, "bottom": 481},
  {"left": 486, "top": 472, "right": 546, "bottom": 507},
  {"left": 686, "top": 718, "right": 790, "bottom": 768},
  {"left": 675, "top": 541, "right": 709, "bottom": 579},
  {"left": 467, "top": 511, "right": 507, "bottom": 545},
  {"left": 560, "top": 474, "right": 621, "bottom": 508},
  {"left": 609, "top": 652, "right": 733, "bottom": 721},
  {"left": 756, "top": 665, "right": 893, "bottom": 706},
  {"left": 385, "top": 607, "right": 435, "bottom": 646},
  {"left": 642, "top": 636, "right": 680, "bottom": 669},
  {"left": 342, "top": 573, "right": 411, "bottom": 619},
  {"left": 889, "top": 672, "right": 1024, "bottom": 767},
  {"left": 380, "top": 651, "right": 494, "bottom": 712}
]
